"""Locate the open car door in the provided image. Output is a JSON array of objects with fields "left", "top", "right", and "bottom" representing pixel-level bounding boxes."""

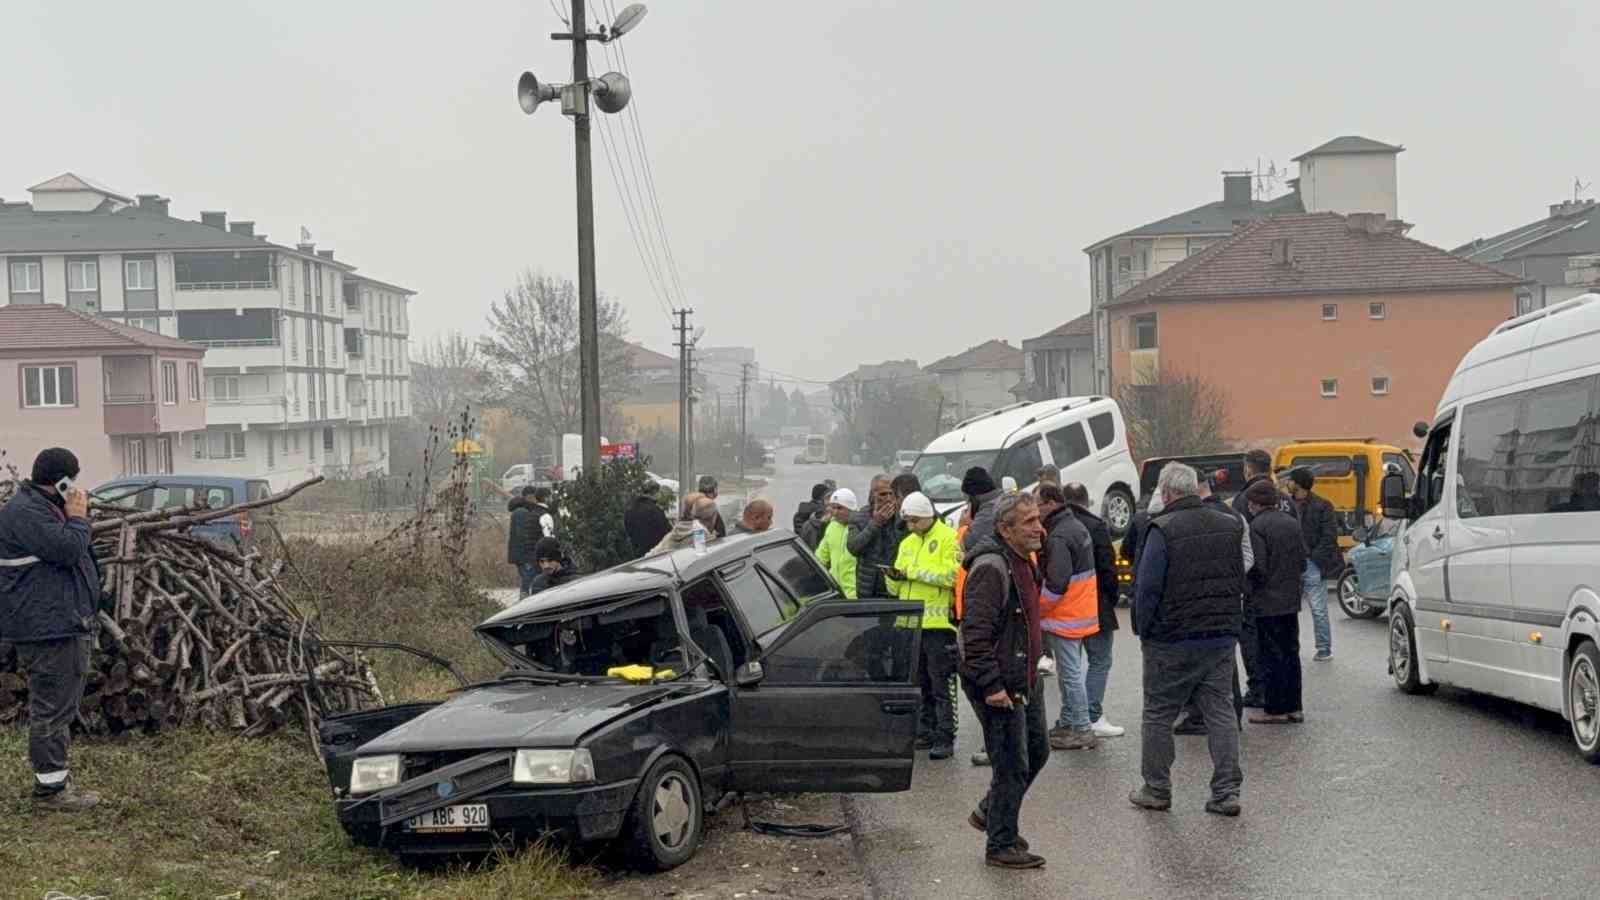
[{"left": 728, "top": 599, "right": 922, "bottom": 794}]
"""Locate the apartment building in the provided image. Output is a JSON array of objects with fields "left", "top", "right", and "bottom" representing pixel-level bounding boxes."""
[{"left": 0, "top": 173, "right": 414, "bottom": 488}]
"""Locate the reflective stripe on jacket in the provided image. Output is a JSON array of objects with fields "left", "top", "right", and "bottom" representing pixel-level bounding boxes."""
[
  {"left": 1038, "top": 506, "right": 1100, "bottom": 638},
  {"left": 952, "top": 523, "right": 970, "bottom": 622},
  {"left": 893, "top": 519, "right": 958, "bottom": 631},
  {"left": 815, "top": 520, "right": 858, "bottom": 599}
]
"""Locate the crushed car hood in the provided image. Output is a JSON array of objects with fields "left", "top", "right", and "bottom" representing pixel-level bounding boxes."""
[{"left": 355, "top": 679, "right": 691, "bottom": 753}]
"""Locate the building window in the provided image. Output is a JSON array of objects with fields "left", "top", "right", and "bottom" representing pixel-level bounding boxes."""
[
  {"left": 124, "top": 257, "right": 156, "bottom": 291},
  {"left": 323, "top": 427, "right": 335, "bottom": 453},
  {"left": 209, "top": 375, "right": 240, "bottom": 400},
  {"left": 187, "top": 363, "right": 201, "bottom": 401},
  {"left": 125, "top": 439, "right": 147, "bottom": 475},
  {"left": 1516, "top": 292, "right": 1537, "bottom": 315},
  {"left": 1132, "top": 314, "right": 1158, "bottom": 350},
  {"left": 21, "top": 365, "right": 76, "bottom": 408},
  {"left": 8, "top": 259, "right": 42, "bottom": 302},
  {"left": 161, "top": 362, "right": 179, "bottom": 405},
  {"left": 1369, "top": 302, "right": 1386, "bottom": 320},
  {"left": 1186, "top": 238, "right": 1212, "bottom": 257},
  {"left": 1321, "top": 304, "right": 1338, "bottom": 321},
  {"left": 292, "top": 431, "right": 301, "bottom": 452},
  {"left": 267, "top": 432, "right": 275, "bottom": 469},
  {"left": 1371, "top": 376, "right": 1390, "bottom": 395},
  {"left": 66, "top": 257, "right": 99, "bottom": 312},
  {"left": 280, "top": 432, "right": 289, "bottom": 454},
  {"left": 1320, "top": 378, "right": 1338, "bottom": 398},
  {"left": 200, "top": 431, "right": 247, "bottom": 460},
  {"left": 155, "top": 437, "right": 173, "bottom": 475},
  {"left": 309, "top": 428, "right": 318, "bottom": 461}
]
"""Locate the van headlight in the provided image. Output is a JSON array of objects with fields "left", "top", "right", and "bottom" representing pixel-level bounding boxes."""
[
  {"left": 349, "top": 754, "right": 402, "bottom": 794},
  {"left": 513, "top": 748, "right": 595, "bottom": 784}
]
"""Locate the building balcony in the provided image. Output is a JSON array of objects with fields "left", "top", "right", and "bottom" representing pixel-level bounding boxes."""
[
  {"left": 104, "top": 401, "right": 159, "bottom": 436},
  {"left": 172, "top": 285, "right": 281, "bottom": 311},
  {"left": 206, "top": 396, "right": 287, "bottom": 427},
  {"left": 202, "top": 343, "right": 284, "bottom": 371}
]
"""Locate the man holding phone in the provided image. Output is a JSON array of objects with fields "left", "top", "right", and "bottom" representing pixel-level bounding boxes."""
[{"left": 0, "top": 447, "right": 103, "bottom": 811}]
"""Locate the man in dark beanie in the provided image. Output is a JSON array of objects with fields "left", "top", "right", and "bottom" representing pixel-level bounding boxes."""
[
  {"left": 1287, "top": 466, "right": 1341, "bottom": 662},
  {"left": 0, "top": 448, "right": 102, "bottom": 811},
  {"left": 526, "top": 537, "right": 578, "bottom": 595},
  {"left": 960, "top": 467, "right": 1003, "bottom": 553},
  {"left": 1243, "top": 479, "right": 1308, "bottom": 723}
]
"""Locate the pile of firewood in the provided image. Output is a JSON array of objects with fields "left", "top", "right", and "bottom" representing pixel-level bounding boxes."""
[{"left": 0, "top": 475, "right": 379, "bottom": 741}]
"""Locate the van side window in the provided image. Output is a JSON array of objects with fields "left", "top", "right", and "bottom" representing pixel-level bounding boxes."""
[
  {"left": 1456, "top": 394, "right": 1520, "bottom": 518},
  {"left": 1416, "top": 422, "right": 1453, "bottom": 516},
  {"left": 1508, "top": 376, "right": 1599, "bottom": 514},
  {"left": 1087, "top": 412, "right": 1115, "bottom": 449},
  {"left": 1046, "top": 423, "right": 1091, "bottom": 469},
  {"left": 996, "top": 438, "right": 1043, "bottom": 489}
]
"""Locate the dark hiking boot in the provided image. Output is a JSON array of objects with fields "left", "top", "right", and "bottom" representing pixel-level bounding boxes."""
[
  {"left": 1205, "top": 796, "right": 1242, "bottom": 817},
  {"left": 1049, "top": 729, "right": 1099, "bottom": 751},
  {"left": 32, "top": 779, "right": 101, "bottom": 813},
  {"left": 1172, "top": 717, "right": 1208, "bottom": 735},
  {"left": 928, "top": 743, "right": 954, "bottom": 760},
  {"left": 985, "top": 848, "right": 1046, "bottom": 869},
  {"left": 1128, "top": 786, "right": 1172, "bottom": 811},
  {"left": 968, "top": 810, "right": 1029, "bottom": 852}
]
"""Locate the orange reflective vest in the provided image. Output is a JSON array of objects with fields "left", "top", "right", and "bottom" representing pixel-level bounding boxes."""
[
  {"left": 1038, "top": 512, "right": 1100, "bottom": 639},
  {"left": 953, "top": 523, "right": 970, "bottom": 622}
]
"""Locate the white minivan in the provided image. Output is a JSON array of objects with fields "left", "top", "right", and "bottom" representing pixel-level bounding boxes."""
[
  {"left": 911, "top": 396, "right": 1139, "bottom": 535},
  {"left": 1382, "top": 293, "right": 1600, "bottom": 761}
]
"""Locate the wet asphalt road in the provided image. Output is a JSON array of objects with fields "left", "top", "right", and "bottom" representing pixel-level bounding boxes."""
[{"left": 758, "top": 455, "right": 1600, "bottom": 900}]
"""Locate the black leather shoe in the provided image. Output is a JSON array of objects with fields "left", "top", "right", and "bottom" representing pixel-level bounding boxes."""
[
  {"left": 985, "top": 848, "right": 1046, "bottom": 869},
  {"left": 968, "top": 810, "right": 1029, "bottom": 852}
]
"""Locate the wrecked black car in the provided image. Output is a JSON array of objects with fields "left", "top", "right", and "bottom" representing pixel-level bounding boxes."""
[{"left": 318, "top": 531, "right": 924, "bottom": 870}]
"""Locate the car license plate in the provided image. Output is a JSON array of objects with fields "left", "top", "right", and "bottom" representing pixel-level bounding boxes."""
[{"left": 405, "top": 803, "right": 490, "bottom": 832}]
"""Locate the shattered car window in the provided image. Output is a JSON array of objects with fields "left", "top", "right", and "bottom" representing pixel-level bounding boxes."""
[{"left": 480, "top": 594, "right": 695, "bottom": 677}]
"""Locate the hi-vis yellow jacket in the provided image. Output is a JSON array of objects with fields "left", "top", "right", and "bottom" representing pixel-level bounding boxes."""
[{"left": 893, "top": 519, "right": 959, "bottom": 631}]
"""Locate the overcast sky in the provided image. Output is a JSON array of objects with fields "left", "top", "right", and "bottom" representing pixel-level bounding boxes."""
[{"left": 6, "top": 1, "right": 1597, "bottom": 386}]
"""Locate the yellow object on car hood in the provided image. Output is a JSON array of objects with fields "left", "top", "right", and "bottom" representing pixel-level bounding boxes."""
[{"left": 606, "top": 664, "right": 675, "bottom": 682}]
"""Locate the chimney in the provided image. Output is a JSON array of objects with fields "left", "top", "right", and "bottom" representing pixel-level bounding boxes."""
[
  {"left": 297, "top": 242, "right": 315, "bottom": 254},
  {"left": 200, "top": 210, "right": 226, "bottom": 229},
  {"left": 1550, "top": 199, "right": 1597, "bottom": 219},
  {"left": 1223, "top": 171, "right": 1252, "bottom": 207},
  {"left": 229, "top": 220, "right": 255, "bottom": 236},
  {"left": 1270, "top": 237, "right": 1295, "bottom": 265},
  {"left": 1346, "top": 212, "right": 1387, "bottom": 235},
  {"left": 316, "top": 249, "right": 334, "bottom": 261}
]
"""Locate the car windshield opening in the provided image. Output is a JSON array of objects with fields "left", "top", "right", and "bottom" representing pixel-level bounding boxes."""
[
  {"left": 912, "top": 450, "right": 998, "bottom": 502},
  {"left": 479, "top": 593, "right": 700, "bottom": 680}
]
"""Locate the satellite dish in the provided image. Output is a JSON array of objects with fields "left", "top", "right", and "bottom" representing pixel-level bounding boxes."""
[
  {"left": 610, "top": 3, "right": 648, "bottom": 38},
  {"left": 691, "top": 326, "right": 705, "bottom": 343},
  {"left": 592, "top": 72, "right": 632, "bottom": 114},
  {"left": 517, "top": 71, "right": 559, "bottom": 115}
]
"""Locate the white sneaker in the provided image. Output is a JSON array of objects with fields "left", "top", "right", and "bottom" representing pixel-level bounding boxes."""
[
  {"left": 1036, "top": 654, "right": 1057, "bottom": 676},
  {"left": 1090, "top": 716, "right": 1125, "bottom": 737}
]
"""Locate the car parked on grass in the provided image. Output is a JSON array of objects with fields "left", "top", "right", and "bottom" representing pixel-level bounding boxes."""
[
  {"left": 91, "top": 475, "right": 272, "bottom": 544},
  {"left": 317, "top": 531, "right": 923, "bottom": 869}
]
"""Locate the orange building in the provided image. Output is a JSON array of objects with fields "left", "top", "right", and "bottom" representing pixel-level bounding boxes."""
[{"left": 1104, "top": 212, "right": 1525, "bottom": 450}]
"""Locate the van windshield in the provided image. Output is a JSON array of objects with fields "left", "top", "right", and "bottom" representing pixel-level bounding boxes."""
[{"left": 913, "top": 451, "right": 998, "bottom": 502}]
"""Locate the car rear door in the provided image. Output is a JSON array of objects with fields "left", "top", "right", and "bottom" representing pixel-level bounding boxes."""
[{"left": 728, "top": 599, "right": 922, "bottom": 794}]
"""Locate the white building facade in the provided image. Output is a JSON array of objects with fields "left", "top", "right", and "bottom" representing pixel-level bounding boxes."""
[{"left": 0, "top": 174, "right": 414, "bottom": 489}]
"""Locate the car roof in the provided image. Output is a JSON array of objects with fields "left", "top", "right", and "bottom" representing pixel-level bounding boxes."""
[
  {"left": 481, "top": 530, "right": 803, "bottom": 626},
  {"left": 921, "top": 396, "right": 1111, "bottom": 454},
  {"left": 93, "top": 474, "right": 259, "bottom": 489},
  {"left": 1441, "top": 292, "right": 1600, "bottom": 413}
]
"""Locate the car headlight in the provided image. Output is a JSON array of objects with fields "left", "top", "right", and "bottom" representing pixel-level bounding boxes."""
[
  {"left": 513, "top": 748, "right": 595, "bottom": 785},
  {"left": 349, "top": 754, "right": 402, "bottom": 794}
]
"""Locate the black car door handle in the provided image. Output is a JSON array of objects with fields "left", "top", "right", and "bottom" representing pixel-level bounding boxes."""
[
  {"left": 880, "top": 700, "right": 917, "bottom": 715},
  {"left": 1432, "top": 526, "right": 1444, "bottom": 540}
]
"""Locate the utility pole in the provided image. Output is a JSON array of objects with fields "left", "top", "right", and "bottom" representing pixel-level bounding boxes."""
[
  {"left": 516, "top": 2, "right": 647, "bottom": 478},
  {"left": 673, "top": 307, "right": 692, "bottom": 500},
  {"left": 739, "top": 362, "right": 752, "bottom": 488}
]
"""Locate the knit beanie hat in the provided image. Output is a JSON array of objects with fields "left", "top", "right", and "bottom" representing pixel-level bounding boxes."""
[
  {"left": 31, "top": 447, "right": 80, "bottom": 486},
  {"left": 534, "top": 537, "right": 564, "bottom": 562},
  {"left": 961, "top": 467, "right": 996, "bottom": 497}
]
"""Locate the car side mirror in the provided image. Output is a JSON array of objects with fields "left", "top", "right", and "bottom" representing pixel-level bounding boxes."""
[
  {"left": 1380, "top": 473, "right": 1409, "bottom": 520},
  {"left": 734, "top": 661, "right": 764, "bottom": 688}
]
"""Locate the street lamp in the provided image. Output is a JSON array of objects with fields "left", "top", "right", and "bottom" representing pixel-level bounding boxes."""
[{"left": 516, "top": 1, "right": 647, "bottom": 477}]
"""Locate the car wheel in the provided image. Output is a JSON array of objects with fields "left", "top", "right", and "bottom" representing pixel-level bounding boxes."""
[
  {"left": 1389, "top": 603, "right": 1435, "bottom": 695},
  {"left": 1566, "top": 641, "right": 1600, "bottom": 764},
  {"left": 1103, "top": 487, "right": 1135, "bottom": 538},
  {"left": 1337, "top": 573, "right": 1381, "bottom": 619},
  {"left": 623, "top": 755, "right": 702, "bottom": 871}
]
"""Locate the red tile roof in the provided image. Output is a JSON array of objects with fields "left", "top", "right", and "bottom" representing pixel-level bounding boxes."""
[
  {"left": 925, "top": 339, "right": 1023, "bottom": 373},
  {"left": 1106, "top": 213, "right": 1525, "bottom": 308},
  {"left": 0, "top": 304, "right": 205, "bottom": 354},
  {"left": 1036, "top": 311, "right": 1095, "bottom": 339}
]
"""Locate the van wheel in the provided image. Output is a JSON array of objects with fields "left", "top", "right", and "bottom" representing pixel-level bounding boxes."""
[
  {"left": 1566, "top": 642, "right": 1600, "bottom": 763},
  {"left": 1103, "top": 487, "right": 1135, "bottom": 537},
  {"left": 622, "top": 755, "right": 702, "bottom": 871},
  {"left": 1337, "top": 573, "right": 1381, "bottom": 619},
  {"left": 1389, "top": 603, "right": 1435, "bottom": 695}
]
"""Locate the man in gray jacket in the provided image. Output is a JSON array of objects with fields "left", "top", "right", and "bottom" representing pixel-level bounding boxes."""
[{"left": 0, "top": 448, "right": 103, "bottom": 811}]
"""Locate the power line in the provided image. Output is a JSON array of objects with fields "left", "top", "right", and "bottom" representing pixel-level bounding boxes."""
[{"left": 595, "top": 116, "right": 675, "bottom": 324}]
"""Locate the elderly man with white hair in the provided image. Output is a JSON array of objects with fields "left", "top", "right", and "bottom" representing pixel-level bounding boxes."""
[{"left": 1129, "top": 462, "right": 1251, "bottom": 819}]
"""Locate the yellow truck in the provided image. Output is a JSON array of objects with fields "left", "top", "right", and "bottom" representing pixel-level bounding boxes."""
[{"left": 1273, "top": 438, "right": 1416, "bottom": 549}]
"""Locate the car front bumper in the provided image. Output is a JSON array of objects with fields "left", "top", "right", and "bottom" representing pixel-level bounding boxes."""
[{"left": 336, "top": 778, "right": 640, "bottom": 853}]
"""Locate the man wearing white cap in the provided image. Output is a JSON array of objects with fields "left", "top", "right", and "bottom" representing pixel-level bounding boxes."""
[
  {"left": 815, "top": 489, "right": 860, "bottom": 599},
  {"left": 892, "top": 491, "right": 961, "bottom": 760}
]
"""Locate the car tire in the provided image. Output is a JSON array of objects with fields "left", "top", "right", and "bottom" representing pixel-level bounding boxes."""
[
  {"left": 622, "top": 755, "right": 703, "bottom": 871},
  {"left": 1103, "top": 487, "right": 1135, "bottom": 538},
  {"left": 1389, "top": 603, "right": 1435, "bottom": 696},
  {"left": 1566, "top": 641, "right": 1600, "bottom": 764},
  {"left": 1337, "top": 572, "right": 1381, "bottom": 619}
]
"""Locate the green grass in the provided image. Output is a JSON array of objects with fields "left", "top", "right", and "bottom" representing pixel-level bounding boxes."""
[{"left": 0, "top": 728, "right": 596, "bottom": 899}]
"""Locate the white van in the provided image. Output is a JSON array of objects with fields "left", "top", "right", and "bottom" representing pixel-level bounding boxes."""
[
  {"left": 911, "top": 397, "right": 1139, "bottom": 535},
  {"left": 1382, "top": 293, "right": 1600, "bottom": 761}
]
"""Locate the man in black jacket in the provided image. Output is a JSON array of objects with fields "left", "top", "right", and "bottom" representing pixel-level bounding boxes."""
[
  {"left": 793, "top": 483, "right": 829, "bottom": 533},
  {"left": 1229, "top": 450, "right": 1293, "bottom": 707},
  {"left": 526, "top": 537, "right": 579, "bottom": 594},
  {"left": 0, "top": 448, "right": 103, "bottom": 811},
  {"left": 507, "top": 487, "right": 541, "bottom": 595},
  {"left": 960, "top": 492, "right": 1049, "bottom": 870},
  {"left": 1289, "top": 467, "right": 1341, "bottom": 662},
  {"left": 1065, "top": 482, "right": 1124, "bottom": 738},
  {"left": 698, "top": 476, "right": 728, "bottom": 539},
  {"left": 1243, "top": 480, "right": 1308, "bottom": 724},
  {"left": 1129, "top": 462, "right": 1248, "bottom": 818},
  {"left": 624, "top": 484, "right": 672, "bottom": 558},
  {"left": 846, "top": 475, "right": 903, "bottom": 599}
]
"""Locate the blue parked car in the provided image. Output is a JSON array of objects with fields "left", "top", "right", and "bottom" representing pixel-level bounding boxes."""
[{"left": 91, "top": 475, "right": 274, "bottom": 544}]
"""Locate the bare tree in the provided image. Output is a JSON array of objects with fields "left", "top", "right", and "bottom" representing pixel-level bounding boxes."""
[
  {"left": 478, "top": 269, "right": 636, "bottom": 446},
  {"left": 411, "top": 331, "right": 488, "bottom": 429},
  {"left": 1116, "top": 368, "right": 1231, "bottom": 459}
]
